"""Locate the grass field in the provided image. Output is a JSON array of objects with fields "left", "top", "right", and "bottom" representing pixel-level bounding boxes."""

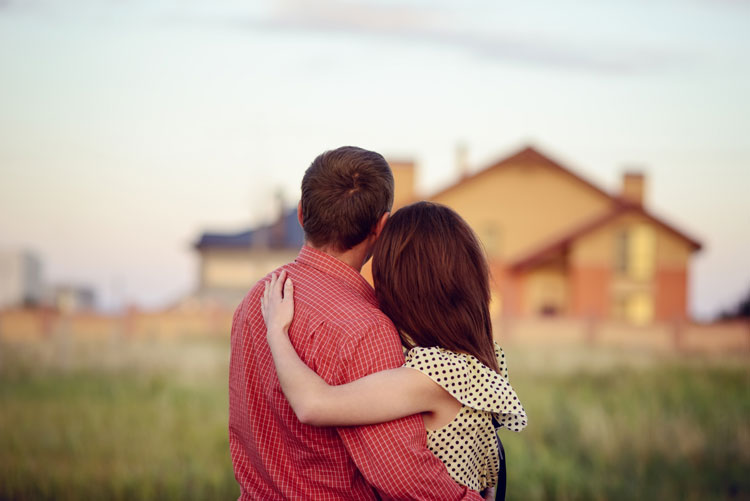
[
  {"left": 1, "top": 337, "right": 748, "bottom": 500},
  {"left": 500, "top": 349, "right": 750, "bottom": 500}
]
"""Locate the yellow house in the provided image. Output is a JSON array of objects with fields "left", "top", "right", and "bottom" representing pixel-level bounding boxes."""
[{"left": 384, "top": 145, "right": 701, "bottom": 325}]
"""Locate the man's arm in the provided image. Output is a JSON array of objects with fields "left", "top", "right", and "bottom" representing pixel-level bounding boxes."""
[{"left": 334, "top": 320, "right": 483, "bottom": 501}]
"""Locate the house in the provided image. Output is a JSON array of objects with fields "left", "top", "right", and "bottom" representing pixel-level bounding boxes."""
[
  {"left": 48, "top": 285, "right": 97, "bottom": 313},
  {"left": 193, "top": 146, "right": 701, "bottom": 324},
  {"left": 191, "top": 207, "right": 304, "bottom": 310},
  {"left": 423, "top": 146, "right": 701, "bottom": 325},
  {"left": 0, "top": 250, "right": 43, "bottom": 310}
]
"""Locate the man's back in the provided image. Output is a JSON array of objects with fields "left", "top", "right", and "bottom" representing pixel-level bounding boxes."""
[{"left": 229, "top": 246, "right": 476, "bottom": 500}]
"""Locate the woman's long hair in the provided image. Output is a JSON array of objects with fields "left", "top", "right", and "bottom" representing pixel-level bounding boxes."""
[{"left": 372, "top": 201, "right": 499, "bottom": 372}]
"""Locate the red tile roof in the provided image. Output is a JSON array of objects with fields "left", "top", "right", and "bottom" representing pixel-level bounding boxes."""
[{"left": 510, "top": 202, "right": 703, "bottom": 272}]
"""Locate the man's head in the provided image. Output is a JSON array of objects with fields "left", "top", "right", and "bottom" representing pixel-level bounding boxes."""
[{"left": 300, "top": 146, "right": 394, "bottom": 252}]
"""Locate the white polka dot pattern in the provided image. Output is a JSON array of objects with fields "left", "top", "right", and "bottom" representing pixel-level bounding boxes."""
[{"left": 404, "top": 342, "right": 527, "bottom": 492}]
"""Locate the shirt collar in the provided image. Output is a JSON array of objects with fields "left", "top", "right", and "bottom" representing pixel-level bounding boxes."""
[{"left": 295, "top": 245, "right": 377, "bottom": 306}]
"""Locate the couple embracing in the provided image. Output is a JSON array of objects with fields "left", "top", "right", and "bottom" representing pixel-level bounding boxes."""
[{"left": 228, "top": 146, "right": 526, "bottom": 500}]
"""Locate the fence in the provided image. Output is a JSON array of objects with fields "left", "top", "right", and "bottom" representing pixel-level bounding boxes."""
[{"left": 1, "top": 308, "right": 748, "bottom": 355}]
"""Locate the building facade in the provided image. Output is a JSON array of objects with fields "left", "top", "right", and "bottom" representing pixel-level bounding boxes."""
[
  {"left": 191, "top": 208, "right": 304, "bottom": 310},
  {"left": 0, "top": 250, "right": 43, "bottom": 310}
]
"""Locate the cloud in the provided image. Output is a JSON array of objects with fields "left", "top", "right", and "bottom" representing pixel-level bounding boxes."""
[
  {"left": 0, "top": 0, "right": 689, "bottom": 74},
  {"left": 243, "top": 0, "right": 688, "bottom": 74}
]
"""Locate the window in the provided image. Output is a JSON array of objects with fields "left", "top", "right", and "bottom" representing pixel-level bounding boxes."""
[{"left": 615, "top": 224, "right": 655, "bottom": 281}]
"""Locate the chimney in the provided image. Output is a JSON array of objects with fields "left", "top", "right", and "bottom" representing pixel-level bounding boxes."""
[
  {"left": 388, "top": 159, "right": 416, "bottom": 211},
  {"left": 621, "top": 171, "right": 645, "bottom": 206}
]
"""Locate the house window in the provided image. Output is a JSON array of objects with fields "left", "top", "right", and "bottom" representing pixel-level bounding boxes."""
[{"left": 616, "top": 224, "right": 655, "bottom": 281}]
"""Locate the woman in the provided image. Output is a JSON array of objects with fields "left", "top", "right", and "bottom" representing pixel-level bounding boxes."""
[{"left": 262, "top": 202, "right": 526, "bottom": 497}]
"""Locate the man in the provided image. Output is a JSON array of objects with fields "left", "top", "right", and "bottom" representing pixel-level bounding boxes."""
[{"left": 229, "top": 146, "right": 482, "bottom": 500}]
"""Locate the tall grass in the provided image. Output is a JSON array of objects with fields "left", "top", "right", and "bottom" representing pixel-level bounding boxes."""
[
  {"left": 501, "top": 357, "right": 750, "bottom": 500},
  {"left": 0, "top": 338, "right": 239, "bottom": 501},
  {"left": 0, "top": 338, "right": 748, "bottom": 500}
]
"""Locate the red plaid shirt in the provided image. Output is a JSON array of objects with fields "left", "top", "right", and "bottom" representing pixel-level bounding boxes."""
[{"left": 229, "top": 245, "right": 481, "bottom": 500}]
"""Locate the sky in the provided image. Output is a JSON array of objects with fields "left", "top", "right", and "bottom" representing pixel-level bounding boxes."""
[{"left": 0, "top": 0, "right": 748, "bottom": 319}]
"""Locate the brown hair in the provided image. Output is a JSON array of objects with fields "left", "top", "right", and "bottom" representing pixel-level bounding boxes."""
[
  {"left": 300, "top": 146, "right": 394, "bottom": 251},
  {"left": 372, "top": 202, "right": 499, "bottom": 372}
]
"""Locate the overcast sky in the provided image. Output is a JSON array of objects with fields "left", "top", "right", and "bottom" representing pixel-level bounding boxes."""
[{"left": 1, "top": 0, "right": 748, "bottom": 318}]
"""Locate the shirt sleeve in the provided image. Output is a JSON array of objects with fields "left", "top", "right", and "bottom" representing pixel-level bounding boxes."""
[
  {"left": 494, "top": 341, "right": 509, "bottom": 380},
  {"left": 334, "top": 319, "right": 483, "bottom": 501}
]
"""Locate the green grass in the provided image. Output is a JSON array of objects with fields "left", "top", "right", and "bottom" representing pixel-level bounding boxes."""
[
  {"left": 0, "top": 339, "right": 239, "bottom": 501},
  {"left": 500, "top": 362, "right": 750, "bottom": 500},
  {"left": 0, "top": 339, "right": 748, "bottom": 500}
]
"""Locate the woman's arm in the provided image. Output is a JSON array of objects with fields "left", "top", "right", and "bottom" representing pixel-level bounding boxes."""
[{"left": 261, "top": 271, "right": 446, "bottom": 427}]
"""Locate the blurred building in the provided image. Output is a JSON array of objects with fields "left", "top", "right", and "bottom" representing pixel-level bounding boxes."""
[
  {"left": 48, "top": 285, "right": 97, "bottom": 313},
  {"left": 0, "top": 250, "right": 43, "bottom": 310},
  {"left": 190, "top": 207, "right": 305, "bottom": 310},
  {"left": 423, "top": 146, "right": 701, "bottom": 325}
]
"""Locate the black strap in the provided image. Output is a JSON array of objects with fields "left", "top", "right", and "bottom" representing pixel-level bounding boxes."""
[
  {"left": 492, "top": 417, "right": 506, "bottom": 501},
  {"left": 495, "top": 437, "right": 506, "bottom": 501}
]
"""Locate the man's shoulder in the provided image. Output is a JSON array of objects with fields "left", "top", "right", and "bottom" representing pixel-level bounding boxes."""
[
  {"left": 297, "top": 283, "right": 393, "bottom": 334},
  {"left": 232, "top": 259, "right": 396, "bottom": 343},
  {"left": 289, "top": 267, "right": 397, "bottom": 342}
]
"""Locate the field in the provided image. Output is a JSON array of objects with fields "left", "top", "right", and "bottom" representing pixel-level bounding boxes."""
[
  {"left": 501, "top": 347, "right": 750, "bottom": 500},
  {"left": 0, "top": 338, "right": 237, "bottom": 501},
  {"left": 1, "top": 336, "right": 748, "bottom": 500}
]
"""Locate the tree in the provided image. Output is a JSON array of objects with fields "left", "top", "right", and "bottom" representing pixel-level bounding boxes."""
[{"left": 718, "top": 286, "right": 750, "bottom": 320}]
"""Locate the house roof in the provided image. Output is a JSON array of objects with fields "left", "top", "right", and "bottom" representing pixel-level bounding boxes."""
[
  {"left": 426, "top": 144, "right": 702, "bottom": 270},
  {"left": 195, "top": 207, "right": 304, "bottom": 250},
  {"left": 429, "top": 145, "right": 613, "bottom": 203},
  {"left": 510, "top": 202, "right": 703, "bottom": 272}
]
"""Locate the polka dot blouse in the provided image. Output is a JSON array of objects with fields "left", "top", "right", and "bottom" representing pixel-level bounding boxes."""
[{"left": 403, "top": 342, "right": 527, "bottom": 492}]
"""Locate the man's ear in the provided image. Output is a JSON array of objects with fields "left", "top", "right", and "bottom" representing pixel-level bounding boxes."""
[
  {"left": 297, "top": 201, "right": 304, "bottom": 227},
  {"left": 373, "top": 212, "right": 390, "bottom": 238}
]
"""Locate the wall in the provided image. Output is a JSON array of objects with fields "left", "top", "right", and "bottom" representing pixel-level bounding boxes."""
[
  {"left": 199, "top": 248, "right": 299, "bottom": 290},
  {"left": 390, "top": 160, "right": 417, "bottom": 211},
  {"left": 568, "top": 212, "right": 694, "bottom": 322},
  {"left": 522, "top": 262, "right": 568, "bottom": 316},
  {"left": 431, "top": 160, "right": 612, "bottom": 262},
  {"left": 0, "top": 308, "right": 233, "bottom": 342},
  {"left": 0, "top": 251, "right": 42, "bottom": 308},
  {"left": 1, "top": 309, "right": 746, "bottom": 356}
]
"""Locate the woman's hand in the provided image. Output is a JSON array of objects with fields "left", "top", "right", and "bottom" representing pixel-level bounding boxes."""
[{"left": 261, "top": 270, "right": 294, "bottom": 334}]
